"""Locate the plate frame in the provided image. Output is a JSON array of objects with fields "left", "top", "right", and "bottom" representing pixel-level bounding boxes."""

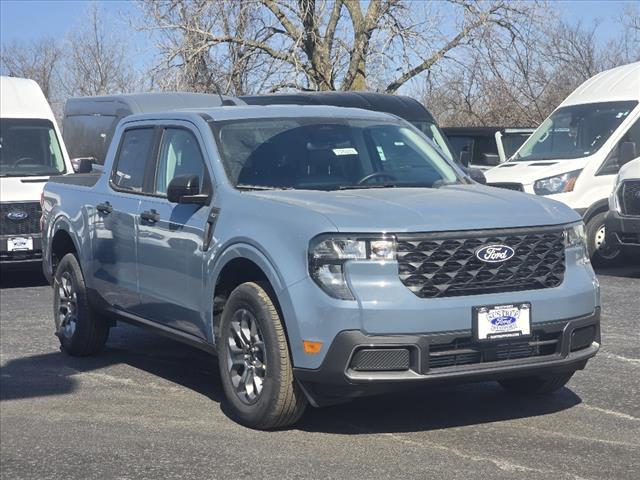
[{"left": 472, "top": 302, "right": 532, "bottom": 343}]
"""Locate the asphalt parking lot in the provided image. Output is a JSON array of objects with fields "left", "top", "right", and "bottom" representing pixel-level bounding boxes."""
[{"left": 0, "top": 265, "right": 639, "bottom": 480}]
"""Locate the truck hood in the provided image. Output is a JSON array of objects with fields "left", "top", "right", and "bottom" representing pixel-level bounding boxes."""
[
  {"left": 0, "top": 176, "right": 49, "bottom": 202},
  {"left": 485, "top": 158, "right": 590, "bottom": 185},
  {"left": 248, "top": 185, "right": 579, "bottom": 233}
]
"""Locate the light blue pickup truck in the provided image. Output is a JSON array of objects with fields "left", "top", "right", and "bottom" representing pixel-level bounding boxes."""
[{"left": 42, "top": 105, "right": 601, "bottom": 429}]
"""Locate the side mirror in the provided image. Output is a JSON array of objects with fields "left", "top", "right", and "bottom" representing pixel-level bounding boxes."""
[
  {"left": 459, "top": 150, "right": 470, "bottom": 168},
  {"left": 72, "top": 157, "right": 96, "bottom": 173},
  {"left": 620, "top": 141, "right": 637, "bottom": 166},
  {"left": 467, "top": 168, "right": 487, "bottom": 185},
  {"left": 167, "top": 174, "right": 207, "bottom": 204},
  {"left": 483, "top": 153, "right": 500, "bottom": 167}
]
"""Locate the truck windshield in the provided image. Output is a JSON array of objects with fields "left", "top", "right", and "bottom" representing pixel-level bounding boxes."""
[
  {"left": 513, "top": 101, "right": 638, "bottom": 161},
  {"left": 213, "top": 118, "right": 461, "bottom": 190},
  {"left": 0, "top": 118, "right": 66, "bottom": 177}
]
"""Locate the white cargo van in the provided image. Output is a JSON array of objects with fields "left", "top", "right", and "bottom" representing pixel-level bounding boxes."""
[
  {"left": 485, "top": 62, "right": 640, "bottom": 265},
  {"left": 0, "top": 76, "right": 74, "bottom": 268}
]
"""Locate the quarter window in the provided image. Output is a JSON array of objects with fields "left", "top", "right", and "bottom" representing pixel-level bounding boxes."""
[
  {"left": 155, "top": 129, "right": 206, "bottom": 195},
  {"left": 111, "top": 128, "right": 154, "bottom": 192}
]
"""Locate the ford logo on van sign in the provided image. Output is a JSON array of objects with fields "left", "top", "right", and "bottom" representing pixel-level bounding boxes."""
[
  {"left": 6, "top": 210, "right": 28, "bottom": 221},
  {"left": 475, "top": 245, "right": 515, "bottom": 263}
]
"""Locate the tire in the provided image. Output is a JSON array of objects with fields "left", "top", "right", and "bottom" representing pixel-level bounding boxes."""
[
  {"left": 53, "top": 253, "right": 109, "bottom": 356},
  {"left": 498, "top": 372, "right": 574, "bottom": 394},
  {"left": 586, "top": 211, "right": 623, "bottom": 267},
  {"left": 218, "top": 282, "right": 307, "bottom": 429}
]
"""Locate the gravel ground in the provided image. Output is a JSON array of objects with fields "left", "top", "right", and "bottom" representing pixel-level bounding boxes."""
[{"left": 1, "top": 265, "right": 639, "bottom": 480}]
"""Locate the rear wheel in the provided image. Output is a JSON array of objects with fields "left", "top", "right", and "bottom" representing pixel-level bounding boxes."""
[
  {"left": 586, "top": 212, "right": 623, "bottom": 267},
  {"left": 498, "top": 372, "right": 574, "bottom": 394},
  {"left": 218, "top": 282, "right": 307, "bottom": 429},
  {"left": 53, "top": 253, "right": 110, "bottom": 356}
]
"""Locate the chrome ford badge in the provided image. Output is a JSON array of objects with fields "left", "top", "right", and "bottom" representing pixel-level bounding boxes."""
[
  {"left": 6, "top": 210, "right": 29, "bottom": 221},
  {"left": 476, "top": 245, "right": 515, "bottom": 263}
]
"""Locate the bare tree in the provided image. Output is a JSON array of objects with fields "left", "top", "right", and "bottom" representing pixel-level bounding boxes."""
[
  {"left": 0, "top": 38, "right": 62, "bottom": 102},
  {"left": 139, "top": 0, "right": 541, "bottom": 94},
  {"left": 60, "top": 2, "right": 138, "bottom": 97}
]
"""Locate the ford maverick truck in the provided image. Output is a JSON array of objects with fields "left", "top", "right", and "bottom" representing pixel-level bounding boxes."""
[{"left": 42, "top": 105, "right": 601, "bottom": 429}]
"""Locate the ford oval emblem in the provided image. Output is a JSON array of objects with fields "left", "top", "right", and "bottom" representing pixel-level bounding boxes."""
[
  {"left": 490, "top": 315, "right": 517, "bottom": 327},
  {"left": 476, "top": 245, "right": 515, "bottom": 263},
  {"left": 6, "top": 210, "right": 29, "bottom": 221}
]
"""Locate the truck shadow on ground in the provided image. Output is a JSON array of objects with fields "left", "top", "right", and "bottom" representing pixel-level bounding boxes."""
[{"left": 1, "top": 321, "right": 582, "bottom": 434}]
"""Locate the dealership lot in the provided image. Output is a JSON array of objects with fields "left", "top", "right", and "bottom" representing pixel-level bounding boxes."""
[{"left": 0, "top": 266, "right": 638, "bottom": 480}]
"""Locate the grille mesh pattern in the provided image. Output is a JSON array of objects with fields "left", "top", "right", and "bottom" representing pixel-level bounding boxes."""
[
  {"left": 397, "top": 229, "right": 565, "bottom": 298},
  {"left": 619, "top": 180, "right": 640, "bottom": 216},
  {"left": 0, "top": 202, "right": 41, "bottom": 236},
  {"left": 350, "top": 349, "right": 410, "bottom": 371},
  {"left": 487, "top": 182, "right": 524, "bottom": 191}
]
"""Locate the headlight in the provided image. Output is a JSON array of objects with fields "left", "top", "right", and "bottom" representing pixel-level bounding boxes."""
[
  {"left": 564, "top": 222, "right": 589, "bottom": 263},
  {"left": 309, "top": 235, "right": 396, "bottom": 300},
  {"left": 533, "top": 170, "right": 582, "bottom": 196}
]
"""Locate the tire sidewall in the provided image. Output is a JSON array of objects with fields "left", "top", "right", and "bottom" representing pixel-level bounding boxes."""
[
  {"left": 586, "top": 212, "right": 622, "bottom": 266},
  {"left": 218, "top": 283, "right": 288, "bottom": 426},
  {"left": 53, "top": 253, "right": 93, "bottom": 353}
]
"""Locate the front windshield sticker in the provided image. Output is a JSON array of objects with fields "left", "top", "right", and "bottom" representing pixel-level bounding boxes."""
[
  {"left": 332, "top": 147, "right": 358, "bottom": 156},
  {"left": 376, "top": 146, "right": 387, "bottom": 161}
]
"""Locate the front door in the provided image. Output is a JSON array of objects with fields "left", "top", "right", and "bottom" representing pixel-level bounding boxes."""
[
  {"left": 91, "top": 127, "right": 155, "bottom": 311},
  {"left": 134, "top": 126, "right": 212, "bottom": 338}
]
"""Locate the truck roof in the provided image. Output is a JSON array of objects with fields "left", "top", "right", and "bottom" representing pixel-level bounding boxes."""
[
  {"left": 64, "top": 92, "right": 244, "bottom": 117},
  {"left": 560, "top": 61, "right": 640, "bottom": 107},
  {"left": 123, "top": 104, "right": 399, "bottom": 124},
  {"left": 241, "top": 91, "right": 436, "bottom": 123},
  {"left": 0, "top": 75, "right": 56, "bottom": 120}
]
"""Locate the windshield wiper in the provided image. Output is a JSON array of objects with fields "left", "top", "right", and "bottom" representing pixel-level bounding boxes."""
[
  {"left": 337, "top": 183, "right": 398, "bottom": 190},
  {"left": 235, "top": 184, "right": 292, "bottom": 191}
]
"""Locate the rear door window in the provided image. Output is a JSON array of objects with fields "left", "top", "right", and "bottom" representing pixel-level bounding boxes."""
[{"left": 111, "top": 128, "right": 155, "bottom": 193}]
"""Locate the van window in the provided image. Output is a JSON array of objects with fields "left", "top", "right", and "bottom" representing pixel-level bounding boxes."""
[
  {"left": 63, "top": 114, "right": 119, "bottom": 165},
  {"left": 111, "top": 128, "right": 154, "bottom": 192},
  {"left": 598, "top": 118, "right": 640, "bottom": 176},
  {"left": 0, "top": 118, "right": 66, "bottom": 177},
  {"left": 514, "top": 101, "right": 638, "bottom": 161},
  {"left": 154, "top": 129, "right": 206, "bottom": 195}
]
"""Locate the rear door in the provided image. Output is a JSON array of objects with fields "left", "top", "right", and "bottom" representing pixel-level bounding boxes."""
[
  {"left": 133, "top": 124, "right": 212, "bottom": 338},
  {"left": 91, "top": 127, "right": 155, "bottom": 311}
]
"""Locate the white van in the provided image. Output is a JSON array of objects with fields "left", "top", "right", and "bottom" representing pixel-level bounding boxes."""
[
  {"left": 0, "top": 76, "right": 74, "bottom": 268},
  {"left": 485, "top": 62, "right": 640, "bottom": 266}
]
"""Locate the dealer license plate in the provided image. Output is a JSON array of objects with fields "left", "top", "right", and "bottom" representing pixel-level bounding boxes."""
[
  {"left": 7, "top": 237, "right": 33, "bottom": 252},
  {"left": 474, "top": 303, "right": 531, "bottom": 341}
]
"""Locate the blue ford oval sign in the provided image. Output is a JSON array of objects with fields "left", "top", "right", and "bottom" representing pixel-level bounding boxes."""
[
  {"left": 475, "top": 245, "right": 515, "bottom": 263},
  {"left": 6, "top": 211, "right": 28, "bottom": 221},
  {"left": 490, "top": 315, "right": 517, "bottom": 327}
]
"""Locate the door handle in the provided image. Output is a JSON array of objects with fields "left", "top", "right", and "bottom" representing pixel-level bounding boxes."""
[
  {"left": 96, "top": 202, "right": 112, "bottom": 214},
  {"left": 140, "top": 209, "right": 160, "bottom": 223},
  {"left": 203, "top": 207, "right": 220, "bottom": 251}
]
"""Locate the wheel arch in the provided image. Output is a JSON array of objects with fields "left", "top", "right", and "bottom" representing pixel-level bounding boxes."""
[
  {"left": 581, "top": 199, "right": 610, "bottom": 224},
  {"left": 49, "top": 218, "right": 81, "bottom": 275}
]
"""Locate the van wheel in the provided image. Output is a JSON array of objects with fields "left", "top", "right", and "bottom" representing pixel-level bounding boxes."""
[
  {"left": 218, "top": 282, "right": 307, "bottom": 429},
  {"left": 586, "top": 212, "right": 622, "bottom": 267},
  {"left": 53, "top": 253, "right": 110, "bottom": 356},
  {"left": 498, "top": 372, "right": 574, "bottom": 394}
]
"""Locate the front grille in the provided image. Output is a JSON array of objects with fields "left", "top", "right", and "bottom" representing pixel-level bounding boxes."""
[
  {"left": 619, "top": 180, "right": 640, "bottom": 216},
  {"left": 397, "top": 228, "right": 565, "bottom": 298},
  {"left": 0, "top": 202, "right": 41, "bottom": 236},
  {"left": 487, "top": 182, "right": 524, "bottom": 191},
  {"left": 428, "top": 331, "right": 561, "bottom": 370}
]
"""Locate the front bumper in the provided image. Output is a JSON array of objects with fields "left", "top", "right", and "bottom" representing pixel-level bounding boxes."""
[
  {"left": 294, "top": 308, "right": 600, "bottom": 406},
  {"left": 605, "top": 211, "right": 640, "bottom": 255},
  {"left": 0, "top": 234, "right": 43, "bottom": 267}
]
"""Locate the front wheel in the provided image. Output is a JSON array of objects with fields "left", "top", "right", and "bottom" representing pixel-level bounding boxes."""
[
  {"left": 586, "top": 212, "right": 623, "bottom": 267},
  {"left": 498, "top": 372, "right": 574, "bottom": 394},
  {"left": 218, "top": 282, "right": 307, "bottom": 429}
]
